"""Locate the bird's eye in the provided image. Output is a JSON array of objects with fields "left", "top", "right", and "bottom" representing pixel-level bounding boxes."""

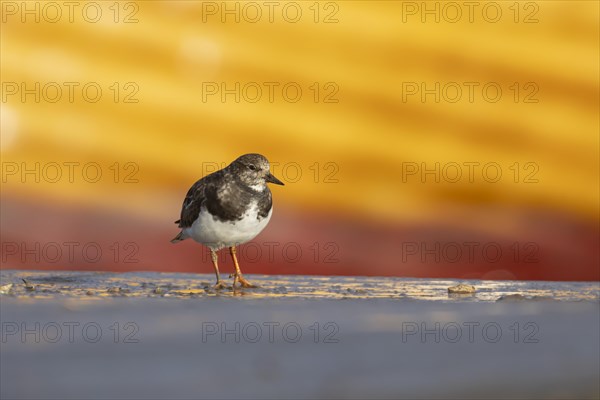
[{"left": 248, "top": 164, "right": 256, "bottom": 171}]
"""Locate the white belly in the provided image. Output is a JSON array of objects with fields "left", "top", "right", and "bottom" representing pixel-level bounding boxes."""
[{"left": 184, "top": 202, "right": 272, "bottom": 250}]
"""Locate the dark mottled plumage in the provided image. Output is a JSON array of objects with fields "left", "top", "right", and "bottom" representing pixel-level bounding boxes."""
[
  {"left": 176, "top": 168, "right": 272, "bottom": 228},
  {"left": 172, "top": 153, "right": 284, "bottom": 239}
]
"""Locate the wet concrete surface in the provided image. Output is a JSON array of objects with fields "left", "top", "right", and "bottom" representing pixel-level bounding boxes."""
[
  {"left": 1, "top": 270, "right": 598, "bottom": 302},
  {"left": 1, "top": 271, "right": 599, "bottom": 399}
]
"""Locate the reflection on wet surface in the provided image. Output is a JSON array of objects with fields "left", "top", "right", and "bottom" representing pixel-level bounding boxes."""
[{"left": 1, "top": 270, "right": 598, "bottom": 302}]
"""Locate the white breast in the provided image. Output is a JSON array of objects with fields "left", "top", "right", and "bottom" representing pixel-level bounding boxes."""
[{"left": 184, "top": 202, "right": 272, "bottom": 250}]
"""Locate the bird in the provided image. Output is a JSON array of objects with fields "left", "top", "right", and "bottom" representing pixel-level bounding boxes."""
[{"left": 171, "top": 153, "right": 284, "bottom": 289}]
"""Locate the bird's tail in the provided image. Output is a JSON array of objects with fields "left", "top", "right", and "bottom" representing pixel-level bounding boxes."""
[{"left": 170, "top": 231, "right": 186, "bottom": 244}]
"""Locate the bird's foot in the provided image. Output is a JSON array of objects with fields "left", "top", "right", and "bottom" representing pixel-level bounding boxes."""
[
  {"left": 229, "top": 273, "right": 257, "bottom": 288},
  {"left": 213, "top": 280, "right": 230, "bottom": 290},
  {"left": 237, "top": 276, "right": 258, "bottom": 288}
]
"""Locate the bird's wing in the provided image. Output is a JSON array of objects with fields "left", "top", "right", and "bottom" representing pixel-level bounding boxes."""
[{"left": 175, "top": 174, "right": 217, "bottom": 228}]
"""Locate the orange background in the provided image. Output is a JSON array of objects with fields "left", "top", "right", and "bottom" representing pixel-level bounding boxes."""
[{"left": 1, "top": 1, "right": 598, "bottom": 280}]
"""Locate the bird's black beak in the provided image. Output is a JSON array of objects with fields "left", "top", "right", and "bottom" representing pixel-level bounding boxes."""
[{"left": 266, "top": 172, "right": 285, "bottom": 186}]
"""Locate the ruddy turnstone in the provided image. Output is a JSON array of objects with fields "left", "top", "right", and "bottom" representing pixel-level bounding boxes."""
[{"left": 171, "top": 153, "right": 284, "bottom": 289}]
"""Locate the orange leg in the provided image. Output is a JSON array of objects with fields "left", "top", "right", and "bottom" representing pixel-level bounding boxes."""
[
  {"left": 210, "top": 250, "right": 228, "bottom": 290},
  {"left": 229, "top": 247, "right": 257, "bottom": 288}
]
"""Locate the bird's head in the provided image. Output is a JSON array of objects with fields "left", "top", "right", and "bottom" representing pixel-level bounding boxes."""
[{"left": 229, "top": 153, "right": 284, "bottom": 190}]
